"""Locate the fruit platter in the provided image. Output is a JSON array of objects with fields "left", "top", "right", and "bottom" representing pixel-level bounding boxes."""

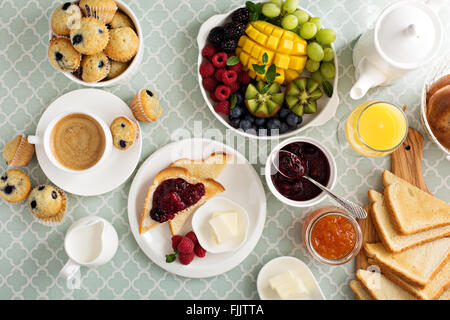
[{"left": 197, "top": 0, "right": 339, "bottom": 139}]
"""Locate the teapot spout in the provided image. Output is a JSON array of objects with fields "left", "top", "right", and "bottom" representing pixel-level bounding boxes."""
[{"left": 350, "top": 58, "right": 387, "bottom": 100}]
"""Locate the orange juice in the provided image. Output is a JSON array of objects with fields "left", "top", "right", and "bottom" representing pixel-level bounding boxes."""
[{"left": 345, "top": 101, "right": 408, "bottom": 157}]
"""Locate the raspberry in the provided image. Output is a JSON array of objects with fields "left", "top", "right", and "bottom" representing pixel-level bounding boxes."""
[
  {"left": 171, "top": 235, "right": 183, "bottom": 250},
  {"left": 222, "top": 70, "right": 237, "bottom": 86},
  {"left": 229, "top": 82, "right": 239, "bottom": 93},
  {"left": 194, "top": 243, "right": 206, "bottom": 258},
  {"left": 185, "top": 231, "right": 198, "bottom": 244},
  {"left": 238, "top": 71, "right": 251, "bottom": 85},
  {"left": 210, "top": 92, "right": 220, "bottom": 102},
  {"left": 212, "top": 52, "right": 228, "bottom": 68},
  {"left": 214, "top": 100, "right": 230, "bottom": 114},
  {"left": 215, "top": 85, "right": 231, "bottom": 101},
  {"left": 201, "top": 45, "right": 218, "bottom": 60},
  {"left": 202, "top": 77, "right": 217, "bottom": 92},
  {"left": 178, "top": 252, "right": 195, "bottom": 265},
  {"left": 177, "top": 237, "right": 194, "bottom": 253},
  {"left": 199, "top": 61, "right": 215, "bottom": 78},
  {"left": 228, "top": 62, "right": 242, "bottom": 74},
  {"left": 215, "top": 68, "right": 226, "bottom": 82}
]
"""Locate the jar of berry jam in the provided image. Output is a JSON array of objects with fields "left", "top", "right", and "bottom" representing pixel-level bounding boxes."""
[{"left": 302, "top": 206, "right": 362, "bottom": 265}]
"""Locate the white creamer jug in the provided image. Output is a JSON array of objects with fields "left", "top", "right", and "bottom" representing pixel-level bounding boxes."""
[{"left": 350, "top": 0, "right": 443, "bottom": 100}]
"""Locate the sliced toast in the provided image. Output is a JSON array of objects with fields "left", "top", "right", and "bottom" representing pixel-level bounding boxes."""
[
  {"left": 439, "top": 287, "right": 450, "bottom": 300},
  {"left": 350, "top": 280, "right": 373, "bottom": 300},
  {"left": 139, "top": 167, "right": 225, "bottom": 234},
  {"left": 364, "top": 238, "right": 450, "bottom": 288},
  {"left": 368, "top": 190, "right": 450, "bottom": 252},
  {"left": 382, "top": 170, "right": 450, "bottom": 234}
]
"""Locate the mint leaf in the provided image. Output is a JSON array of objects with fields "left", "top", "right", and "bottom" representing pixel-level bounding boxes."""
[
  {"left": 230, "top": 93, "right": 237, "bottom": 109},
  {"left": 265, "top": 64, "right": 279, "bottom": 83},
  {"left": 262, "top": 52, "right": 268, "bottom": 65},
  {"left": 245, "top": 1, "right": 256, "bottom": 11},
  {"left": 322, "top": 80, "right": 333, "bottom": 97},
  {"left": 226, "top": 56, "right": 240, "bottom": 66},
  {"left": 253, "top": 64, "right": 266, "bottom": 75},
  {"left": 165, "top": 253, "right": 176, "bottom": 263}
]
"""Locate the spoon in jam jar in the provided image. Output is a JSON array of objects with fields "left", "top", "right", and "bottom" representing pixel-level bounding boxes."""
[{"left": 271, "top": 150, "right": 368, "bottom": 219}]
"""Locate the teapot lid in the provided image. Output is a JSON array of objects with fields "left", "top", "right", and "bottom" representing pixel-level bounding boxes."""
[{"left": 375, "top": 0, "right": 442, "bottom": 69}]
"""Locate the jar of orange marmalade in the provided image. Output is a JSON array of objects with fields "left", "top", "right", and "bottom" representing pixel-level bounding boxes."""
[{"left": 302, "top": 206, "right": 362, "bottom": 265}]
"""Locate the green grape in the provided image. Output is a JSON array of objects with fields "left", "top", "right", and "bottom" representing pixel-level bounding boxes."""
[
  {"left": 316, "top": 28, "right": 336, "bottom": 45},
  {"left": 309, "top": 17, "right": 322, "bottom": 30},
  {"left": 281, "top": 14, "right": 298, "bottom": 30},
  {"left": 307, "top": 42, "right": 324, "bottom": 62},
  {"left": 262, "top": 3, "right": 281, "bottom": 18},
  {"left": 305, "top": 59, "right": 320, "bottom": 73},
  {"left": 282, "top": 0, "right": 298, "bottom": 14},
  {"left": 292, "top": 9, "right": 309, "bottom": 24},
  {"left": 320, "top": 62, "right": 336, "bottom": 79},
  {"left": 323, "top": 47, "right": 334, "bottom": 62},
  {"left": 311, "top": 71, "right": 323, "bottom": 84},
  {"left": 299, "top": 22, "right": 317, "bottom": 40},
  {"left": 270, "top": 0, "right": 283, "bottom": 8}
]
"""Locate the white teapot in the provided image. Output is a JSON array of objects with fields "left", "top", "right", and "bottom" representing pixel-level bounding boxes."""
[{"left": 350, "top": 0, "right": 443, "bottom": 100}]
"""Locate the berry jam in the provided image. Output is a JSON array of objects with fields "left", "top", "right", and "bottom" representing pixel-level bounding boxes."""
[
  {"left": 150, "top": 178, "right": 205, "bottom": 223},
  {"left": 271, "top": 142, "right": 330, "bottom": 201}
]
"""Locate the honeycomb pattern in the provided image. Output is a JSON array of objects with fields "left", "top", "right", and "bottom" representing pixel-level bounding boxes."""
[{"left": 0, "top": 0, "right": 449, "bottom": 300}]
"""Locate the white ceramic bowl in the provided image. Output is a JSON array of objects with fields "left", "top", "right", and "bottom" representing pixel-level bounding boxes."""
[
  {"left": 197, "top": 6, "right": 340, "bottom": 140},
  {"left": 265, "top": 136, "right": 337, "bottom": 207},
  {"left": 192, "top": 196, "right": 250, "bottom": 254},
  {"left": 48, "top": 0, "right": 144, "bottom": 87},
  {"left": 420, "top": 50, "right": 450, "bottom": 160}
]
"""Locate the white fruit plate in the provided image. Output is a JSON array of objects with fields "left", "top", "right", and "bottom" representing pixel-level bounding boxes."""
[{"left": 197, "top": 6, "right": 339, "bottom": 140}]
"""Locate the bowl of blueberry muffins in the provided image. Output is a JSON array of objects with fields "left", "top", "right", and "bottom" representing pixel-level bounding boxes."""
[{"left": 48, "top": 0, "right": 143, "bottom": 87}]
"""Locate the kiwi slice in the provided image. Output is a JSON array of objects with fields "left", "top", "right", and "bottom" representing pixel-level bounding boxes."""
[
  {"left": 285, "top": 77, "right": 323, "bottom": 116},
  {"left": 245, "top": 81, "right": 284, "bottom": 118}
]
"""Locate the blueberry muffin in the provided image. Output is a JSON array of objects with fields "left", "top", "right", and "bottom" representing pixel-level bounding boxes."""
[
  {"left": 0, "top": 170, "right": 31, "bottom": 203},
  {"left": 70, "top": 17, "right": 110, "bottom": 55},
  {"left": 28, "top": 185, "right": 67, "bottom": 224},
  {"left": 104, "top": 27, "right": 139, "bottom": 62},
  {"left": 51, "top": 2, "right": 82, "bottom": 37},
  {"left": 80, "top": 52, "right": 111, "bottom": 82},
  {"left": 48, "top": 37, "right": 81, "bottom": 72},
  {"left": 109, "top": 11, "right": 134, "bottom": 30},
  {"left": 80, "top": 0, "right": 118, "bottom": 24},
  {"left": 3, "top": 135, "right": 35, "bottom": 167},
  {"left": 130, "top": 89, "right": 162, "bottom": 122},
  {"left": 110, "top": 116, "right": 139, "bottom": 150},
  {"left": 106, "top": 60, "right": 129, "bottom": 80}
]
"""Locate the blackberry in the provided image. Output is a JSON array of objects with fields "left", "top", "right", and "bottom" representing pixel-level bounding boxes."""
[
  {"left": 223, "top": 22, "right": 246, "bottom": 40},
  {"left": 221, "top": 38, "right": 238, "bottom": 53},
  {"left": 207, "top": 27, "right": 224, "bottom": 47},
  {"left": 231, "top": 8, "right": 249, "bottom": 24}
]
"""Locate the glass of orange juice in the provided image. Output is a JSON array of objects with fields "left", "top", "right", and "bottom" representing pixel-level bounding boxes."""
[{"left": 337, "top": 101, "right": 408, "bottom": 158}]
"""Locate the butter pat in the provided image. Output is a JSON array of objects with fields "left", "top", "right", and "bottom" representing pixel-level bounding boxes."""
[
  {"left": 209, "top": 211, "right": 239, "bottom": 244},
  {"left": 269, "top": 271, "right": 308, "bottom": 300}
]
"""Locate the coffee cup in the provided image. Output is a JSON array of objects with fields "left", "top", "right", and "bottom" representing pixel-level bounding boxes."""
[{"left": 28, "top": 111, "right": 112, "bottom": 174}]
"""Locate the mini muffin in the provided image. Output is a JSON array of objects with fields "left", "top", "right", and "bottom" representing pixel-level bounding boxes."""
[
  {"left": 0, "top": 169, "right": 31, "bottom": 203},
  {"left": 110, "top": 116, "right": 140, "bottom": 150},
  {"left": 80, "top": 52, "right": 111, "bottom": 82},
  {"left": 130, "top": 89, "right": 162, "bottom": 122},
  {"left": 70, "top": 17, "right": 110, "bottom": 55},
  {"left": 109, "top": 11, "right": 134, "bottom": 30},
  {"left": 104, "top": 27, "right": 139, "bottom": 62},
  {"left": 51, "top": 2, "right": 82, "bottom": 36},
  {"left": 3, "top": 135, "right": 35, "bottom": 167},
  {"left": 80, "top": 0, "right": 118, "bottom": 24},
  {"left": 106, "top": 60, "right": 129, "bottom": 79},
  {"left": 48, "top": 37, "right": 81, "bottom": 72},
  {"left": 28, "top": 185, "right": 67, "bottom": 224}
]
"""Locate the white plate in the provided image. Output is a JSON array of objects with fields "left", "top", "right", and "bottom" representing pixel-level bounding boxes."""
[
  {"left": 257, "top": 256, "right": 325, "bottom": 300},
  {"left": 197, "top": 6, "right": 340, "bottom": 140},
  {"left": 127, "top": 138, "right": 267, "bottom": 278},
  {"left": 34, "top": 89, "right": 142, "bottom": 196}
]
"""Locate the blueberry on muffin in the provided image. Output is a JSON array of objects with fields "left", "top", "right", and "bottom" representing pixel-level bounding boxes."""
[
  {"left": 104, "top": 27, "right": 139, "bottom": 62},
  {"left": 110, "top": 116, "right": 140, "bottom": 150},
  {"left": 70, "top": 17, "right": 110, "bottom": 55},
  {"left": 130, "top": 89, "right": 162, "bottom": 122},
  {"left": 28, "top": 185, "right": 67, "bottom": 224},
  {"left": 51, "top": 2, "right": 82, "bottom": 37},
  {"left": 80, "top": 52, "right": 111, "bottom": 82},
  {"left": 3, "top": 135, "right": 35, "bottom": 167},
  {"left": 0, "top": 169, "right": 31, "bottom": 203},
  {"left": 80, "top": 0, "right": 118, "bottom": 24},
  {"left": 48, "top": 37, "right": 81, "bottom": 72}
]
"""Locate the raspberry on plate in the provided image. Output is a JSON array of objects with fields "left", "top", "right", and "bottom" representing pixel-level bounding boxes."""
[
  {"left": 179, "top": 252, "right": 195, "bottom": 265},
  {"left": 177, "top": 237, "right": 194, "bottom": 254},
  {"left": 215, "top": 85, "right": 231, "bottom": 101},
  {"left": 201, "top": 45, "right": 218, "bottom": 60},
  {"left": 171, "top": 235, "right": 183, "bottom": 250},
  {"left": 214, "top": 100, "right": 230, "bottom": 115},
  {"left": 215, "top": 68, "right": 226, "bottom": 82},
  {"left": 210, "top": 91, "right": 220, "bottom": 102},
  {"left": 228, "top": 62, "right": 243, "bottom": 74},
  {"left": 229, "top": 82, "right": 239, "bottom": 93},
  {"left": 194, "top": 243, "right": 206, "bottom": 258},
  {"left": 202, "top": 77, "right": 218, "bottom": 92},
  {"left": 185, "top": 231, "right": 198, "bottom": 244},
  {"left": 238, "top": 71, "right": 251, "bottom": 85},
  {"left": 222, "top": 70, "right": 237, "bottom": 86},
  {"left": 212, "top": 52, "right": 228, "bottom": 68},
  {"left": 199, "top": 61, "right": 215, "bottom": 78}
]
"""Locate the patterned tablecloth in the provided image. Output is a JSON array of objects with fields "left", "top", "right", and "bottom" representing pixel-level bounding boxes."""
[{"left": 0, "top": 0, "right": 449, "bottom": 300}]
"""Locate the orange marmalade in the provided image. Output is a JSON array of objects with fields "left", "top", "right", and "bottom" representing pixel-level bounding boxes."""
[{"left": 310, "top": 214, "right": 357, "bottom": 260}]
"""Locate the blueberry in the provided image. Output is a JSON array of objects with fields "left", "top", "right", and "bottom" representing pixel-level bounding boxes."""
[
  {"left": 267, "top": 118, "right": 281, "bottom": 132},
  {"left": 62, "top": 2, "right": 71, "bottom": 10},
  {"left": 239, "top": 119, "right": 252, "bottom": 131},
  {"left": 240, "top": 85, "right": 247, "bottom": 97},
  {"left": 150, "top": 208, "right": 165, "bottom": 222},
  {"left": 146, "top": 90, "right": 153, "bottom": 97},
  {"left": 297, "top": 116, "right": 303, "bottom": 126},
  {"left": 55, "top": 52, "right": 63, "bottom": 61},
  {"left": 1, "top": 174, "right": 7, "bottom": 181},
  {"left": 230, "top": 117, "right": 241, "bottom": 128},
  {"left": 286, "top": 113, "right": 298, "bottom": 127},
  {"left": 3, "top": 185, "right": 15, "bottom": 195},
  {"left": 98, "top": 60, "right": 104, "bottom": 68},
  {"left": 51, "top": 191, "right": 58, "bottom": 199},
  {"left": 38, "top": 185, "right": 45, "bottom": 191},
  {"left": 119, "top": 140, "right": 127, "bottom": 148},
  {"left": 72, "top": 34, "right": 83, "bottom": 45},
  {"left": 254, "top": 117, "right": 266, "bottom": 127},
  {"left": 280, "top": 123, "right": 289, "bottom": 134},
  {"left": 120, "top": 123, "right": 126, "bottom": 128},
  {"left": 235, "top": 91, "right": 244, "bottom": 106},
  {"left": 30, "top": 200, "right": 37, "bottom": 209},
  {"left": 243, "top": 114, "right": 255, "bottom": 124},
  {"left": 229, "top": 105, "right": 243, "bottom": 119},
  {"left": 278, "top": 107, "right": 290, "bottom": 119},
  {"left": 98, "top": 28, "right": 103, "bottom": 34}
]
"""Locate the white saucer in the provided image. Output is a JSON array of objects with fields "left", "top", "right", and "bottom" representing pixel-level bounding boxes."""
[
  {"left": 127, "top": 138, "right": 267, "bottom": 278},
  {"left": 34, "top": 89, "right": 142, "bottom": 196}
]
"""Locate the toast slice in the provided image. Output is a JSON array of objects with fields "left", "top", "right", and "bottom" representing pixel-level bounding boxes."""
[
  {"left": 364, "top": 238, "right": 450, "bottom": 288},
  {"left": 139, "top": 167, "right": 225, "bottom": 234},
  {"left": 167, "top": 152, "right": 231, "bottom": 234},
  {"left": 356, "top": 269, "right": 417, "bottom": 300},
  {"left": 382, "top": 170, "right": 450, "bottom": 234},
  {"left": 439, "top": 287, "right": 450, "bottom": 300},
  {"left": 350, "top": 280, "right": 373, "bottom": 300},
  {"left": 369, "top": 258, "right": 450, "bottom": 300},
  {"left": 368, "top": 190, "right": 450, "bottom": 252}
]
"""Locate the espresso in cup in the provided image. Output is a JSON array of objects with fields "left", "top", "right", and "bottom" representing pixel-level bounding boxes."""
[{"left": 50, "top": 113, "right": 106, "bottom": 171}]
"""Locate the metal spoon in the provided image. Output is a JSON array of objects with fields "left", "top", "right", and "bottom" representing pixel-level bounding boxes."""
[{"left": 270, "top": 150, "right": 368, "bottom": 219}]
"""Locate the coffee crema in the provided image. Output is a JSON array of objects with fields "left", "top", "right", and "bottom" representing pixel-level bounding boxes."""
[{"left": 50, "top": 113, "right": 106, "bottom": 171}]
